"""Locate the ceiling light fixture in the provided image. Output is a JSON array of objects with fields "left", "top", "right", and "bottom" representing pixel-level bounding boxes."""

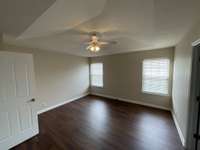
[
  {"left": 89, "top": 44, "right": 100, "bottom": 52},
  {"left": 85, "top": 33, "right": 117, "bottom": 53}
]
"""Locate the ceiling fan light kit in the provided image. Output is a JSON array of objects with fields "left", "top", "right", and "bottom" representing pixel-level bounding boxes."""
[
  {"left": 86, "top": 33, "right": 116, "bottom": 53},
  {"left": 89, "top": 45, "right": 100, "bottom": 52}
]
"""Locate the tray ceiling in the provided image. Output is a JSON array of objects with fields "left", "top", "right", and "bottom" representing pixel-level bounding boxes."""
[{"left": 1, "top": 0, "right": 200, "bottom": 57}]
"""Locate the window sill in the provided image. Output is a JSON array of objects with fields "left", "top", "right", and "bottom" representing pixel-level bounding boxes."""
[
  {"left": 142, "top": 91, "right": 170, "bottom": 97},
  {"left": 91, "top": 85, "right": 104, "bottom": 88}
]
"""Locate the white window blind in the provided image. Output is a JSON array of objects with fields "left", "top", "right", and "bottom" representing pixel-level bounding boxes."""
[
  {"left": 142, "top": 58, "right": 170, "bottom": 95},
  {"left": 90, "top": 63, "right": 103, "bottom": 87}
]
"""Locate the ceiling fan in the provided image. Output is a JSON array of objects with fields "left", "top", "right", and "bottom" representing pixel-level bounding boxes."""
[{"left": 85, "top": 33, "right": 117, "bottom": 52}]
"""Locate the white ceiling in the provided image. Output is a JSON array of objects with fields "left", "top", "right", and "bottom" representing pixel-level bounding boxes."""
[
  {"left": 1, "top": 0, "right": 200, "bottom": 57},
  {"left": 0, "top": 0, "right": 55, "bottom": 36}
]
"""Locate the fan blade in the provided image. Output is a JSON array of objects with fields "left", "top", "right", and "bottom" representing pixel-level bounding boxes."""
[
  {"left": 84, "top": 41, "right": 93, "bottom": 45},
  {"left": 99, "top": 41, "right": 117, "bottom": 45},
  {"left": 99, "top": 41, "right": 109, "bottom": 45}
]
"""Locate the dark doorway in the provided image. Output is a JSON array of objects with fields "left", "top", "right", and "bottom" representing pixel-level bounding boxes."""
[{"left": 187, "top": 43, "right": 200, "bottom": 150}]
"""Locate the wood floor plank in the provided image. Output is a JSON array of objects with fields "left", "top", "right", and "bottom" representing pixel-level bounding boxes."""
[{"left": 11, "top": 95, "right": 184, "bottom": 150}]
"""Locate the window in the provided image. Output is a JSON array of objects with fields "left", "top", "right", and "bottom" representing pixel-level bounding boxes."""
[
  {"left": 90, "top": 63, "right": 103, "bottom": 87},
  {"left": 142, "top": 58, "right": 170, "bottom": 95}
]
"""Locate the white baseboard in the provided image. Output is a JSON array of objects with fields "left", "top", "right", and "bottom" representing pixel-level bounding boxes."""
[
  {"left": 37, "top": 93, "right": 89, "bottom": 115},
  {"left": 171, "top": 111, "right": 186, "bottom": 147},
  {"left": 91, "top": 92, "right": 186, "bottom": 146},
  {"left": 37, "top": 92, "right": 185, "bottom": 147},
  {"left": 91, "top": 92, "right": 171, "bottom": 111}
]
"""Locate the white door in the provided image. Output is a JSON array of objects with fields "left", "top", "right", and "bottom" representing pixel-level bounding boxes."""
[{"left": 0, "top": 52, "right": 38, "bottom": 150}]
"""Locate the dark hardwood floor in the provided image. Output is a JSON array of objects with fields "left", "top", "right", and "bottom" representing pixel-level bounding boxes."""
[{"left": 11, "top": 95, "right": 184, "bottom": 150}]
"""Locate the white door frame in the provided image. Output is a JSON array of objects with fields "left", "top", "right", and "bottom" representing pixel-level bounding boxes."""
[{"left": 187, "top": 39, "right": 200, "bottom": 150}]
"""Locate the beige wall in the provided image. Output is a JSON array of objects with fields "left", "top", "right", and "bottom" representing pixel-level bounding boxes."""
[
  {"left": 0, "top": 44, "right": 90, "bottom": 112},
  {"left": 90, "top": 48, "right": 174, "bottom": 110},
  {"left": 172, "top": 21, "right": 200, "bottom": 143}
]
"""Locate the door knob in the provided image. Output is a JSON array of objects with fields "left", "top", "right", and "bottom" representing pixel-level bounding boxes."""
[{"left": 29, "top": 98, "right": 36, "bottom": 102}]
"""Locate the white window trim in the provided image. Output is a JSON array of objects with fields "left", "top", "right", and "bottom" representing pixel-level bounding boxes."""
[
  {"left": 90, "top": 63, "right": 104, "bottom": 88},
  {"left": 141, "top": 58, "right": 170, "bottom": 97},
  {"left": 91, "top": 85, "right": 104, "bottom": 88}
]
